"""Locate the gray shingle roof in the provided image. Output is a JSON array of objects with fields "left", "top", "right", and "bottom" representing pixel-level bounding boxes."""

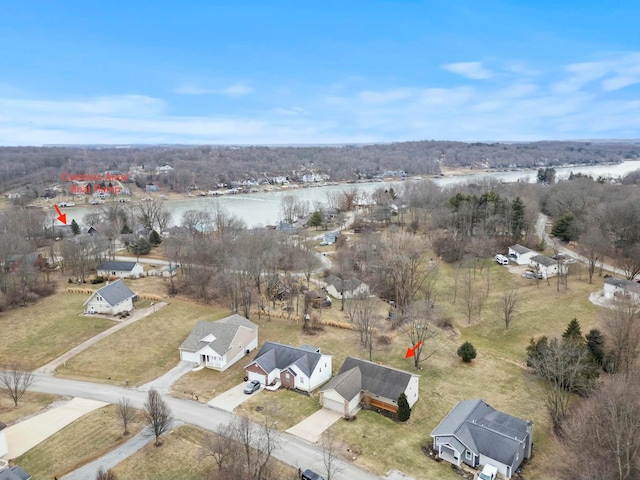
[
  {"left": 337, "top": 357, "right": 415, "bottom": 401},
  {"left": 320, "top": 366, "right": 362, "bottom": 401},
  {"left": 605, "top": 277, "right": 631, "bottom": 288},
  {"left": 249, "top": 342, "right": 324, "bottom": 377},
  {"left": 431, "top": 399, "right": 532, "bottom": 467},
  {"left": 510, "top": 244, "right": 533, "bottom": 254},
  {"left": 0, "top": 466, "right": 32, "bottom": 480},
  {"left": 97, "top": 261, "right": 139, "bottom": 272},
  {"left": 325, "top": 274, "right": 362, "bottom": 292},
  {"left": 84, "top": 280, "right": 135, "bottom": 307},
  {"left": 179, "top": 315, "right": 257, "bottom": 355},
  {"left": 530, "top": 254, "right": 556, "bottom": 267}
]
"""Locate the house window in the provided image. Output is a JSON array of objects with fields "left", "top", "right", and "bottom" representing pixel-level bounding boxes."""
[
  {"left": 465, "top": 450, "right": 473, "bottom": 461},
  {"left": 300, "top": 377, "right": 304, "bottom": 383},
  {"left": 96, "top": 295, "right": 102, "bottom": 302}
]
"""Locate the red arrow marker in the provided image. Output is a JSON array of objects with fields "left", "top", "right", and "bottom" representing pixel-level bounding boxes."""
[
  {"left": 54, "top": 204, "right": 67, "bottom": 225},
  {"left": 404, "top": 340, "right": 424, "bottom": 358}
]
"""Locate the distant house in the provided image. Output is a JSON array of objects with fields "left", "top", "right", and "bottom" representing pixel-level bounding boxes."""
[
  {"left": 83, "top": 280, "right": 136, "bottom": 315},
  {"left": 179, "top": 315, "right": 259, "bottom": 371},
  {"left": 603, "top": 277, "right": 640, "bottom": 302},
  {"left": 508, "top": 244, "right": 537, "bottom": 265},
  {"left": 305, "top": 290, "right": 331, "bottom": 309},
  {"left": 145, "top": 184, "right": 159, "bottom": 193},
  {"left": 4, "top": 253, "right": 47, "bottom": 273},
  {"left": 324, "top": 274, "right": 370, "bottom": 299},
  {"left": 322, "top": 232, "right": 339, "bottom": 245},
  {"left": 97, "top": 261, "right": 144, "bottom": 279},
  {"left": 156, "top": 165, "right": 174, "bottom": 173},
  {"left": 0, "top": 465, "right": 32, "bottom": 480},
  {"left": 529, "top": 254, "right": 567, "bottom": 279},
  {"left": 245, "top": 342, "right": 332, "bottom": 392},
  {"left": 319, "top": 357, "right": 419, "bottom": 417},
  {"left": 430, "top": 399, "right": 533, "bottom": 479}
]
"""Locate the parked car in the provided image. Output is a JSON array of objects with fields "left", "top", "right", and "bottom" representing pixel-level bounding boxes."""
[
  {"left": 243, "top": 379, "right": 261, "bottom": 394},
  {"left": 495, "top": 254, "right": 509, "bottom": 265},
  {"left": 301, "top": 469, "right": 325, "bottom": 480},
  {"left": 524, "top": 270, "right": 543, "bottom": 279},
  {"left": 478, "top": 464, "right": 498, "bottom": 480}
]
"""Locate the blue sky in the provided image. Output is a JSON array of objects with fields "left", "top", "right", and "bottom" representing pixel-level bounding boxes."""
[{"left": 1, "top": 1, "right": 640, "bottom": 145}]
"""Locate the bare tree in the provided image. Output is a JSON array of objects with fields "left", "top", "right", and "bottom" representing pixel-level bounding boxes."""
[
  {"left": 617, "top": 244, "right": 640, "bottom": 280},
  {"left": 96, "top": 467, "right": 119, "bottom": 480},
  {"left": 497, "top": 288, "right": 519, "bottom": 331},
  {"left": 321, "top": 429, "right": 343, "bottom": 480},
  {"left": 401, "top": 307, "right": 438, "bottom": 369},
  {"left": 117, "top": 397, "right": 136, "bottom": 436},
  {"left": 202, "top": 421, "right": 240, "bottom": 473},
  {"left": 461, "top": 271, "right": 475, "bottom": 324},
  {"left": 602, "top": 300, "right": 640, "bottom": 378},
  {"left": 580, "top": 226, "right": 608, "bottom": 284},
  {"left": 0, "top": 364, "right": 35, "bottom": 407},
  {"left": 232, "top": 414, "right": 279, "bottom": 480},
  {"left": 143, "top": 388, "right": 173, "bottom": 446},
  {"left": 560, "top": 375, "right": 640, "bottom": 480},
  {"left": 528, "top": 338, "right": 597, "bottom": 429}
]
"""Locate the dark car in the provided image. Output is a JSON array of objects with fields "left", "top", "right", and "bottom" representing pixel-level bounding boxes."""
[
  {"left": 301, "top": 469, "right": 325, "bottom": 480},
  {"left": 243, "top": 379, "right": 261, "bottom": 394}
]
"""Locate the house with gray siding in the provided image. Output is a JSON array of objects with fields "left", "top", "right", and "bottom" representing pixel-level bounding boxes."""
[
  {"left": 83, "top": 280, "right": 136, "bottom": 315},
  {"left": 431, "top": 399, "right": 533, "bottom": 479},
  {"left": 179, "top": 315, "right": 258, "bottom": 371},
  {"left": 320, "top": 357, "right": 419, "bottom": 417}
]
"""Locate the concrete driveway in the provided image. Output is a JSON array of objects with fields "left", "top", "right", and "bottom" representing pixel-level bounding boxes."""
[
  {"left": 285, "top": 408, "right": 342, "bottom": 443},
  {"left": 2, "top": 397, "right": 107, "bottom": 459},
  {"left": 207, "top": 381, "right": 263, "bottom": 412}
]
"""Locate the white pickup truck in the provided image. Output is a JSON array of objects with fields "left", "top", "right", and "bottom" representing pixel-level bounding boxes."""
[{"left": 478, "top": 464, "right": 498, "bottom": 480}]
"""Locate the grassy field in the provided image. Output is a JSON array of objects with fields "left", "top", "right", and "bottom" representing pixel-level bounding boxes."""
[
  {"left": 56, "top": 299, "right": 227, "bottom": 386},
  {"left": 0, "top": 292, "right": 114, "bottom": 369},
  {"left": 113, "top": 424, "right": 299, "bottom": 480},
  {"left": 0, "top": 392, "right": 59, "bottom": 425},
  {"left": 15, "top": 404, "right": 144, "bottom": 479}
]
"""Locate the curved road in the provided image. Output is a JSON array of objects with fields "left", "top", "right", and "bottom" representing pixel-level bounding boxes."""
[{"left": 28, "top": 374, "right": 380, "bottom": 480}]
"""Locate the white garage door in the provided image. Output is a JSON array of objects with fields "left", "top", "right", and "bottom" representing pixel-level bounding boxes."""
[
  {"left": 247, "top": 371, "right": 266, "bottom": 384},
  {"left": 322, "top": 397, "right": 345, "bottom": 414}
]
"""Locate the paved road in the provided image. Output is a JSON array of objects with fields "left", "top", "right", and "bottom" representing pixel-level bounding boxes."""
[
  {"left": 535, "top": 213, "right": 627, "bottom": 277},
  {"left": 28, "top": 375, "right": 381, "bottom": 480}
]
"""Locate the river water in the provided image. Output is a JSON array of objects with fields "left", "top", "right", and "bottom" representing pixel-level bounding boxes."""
[{"left": 67, "top": 161, "right": 640, "bottom": 229}]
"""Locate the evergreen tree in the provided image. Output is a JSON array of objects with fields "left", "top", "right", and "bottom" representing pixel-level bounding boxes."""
[
  {"left": 71, "top": 219, "right": 80, "bottom": 235},
  {"left": 552, "top": 212, "right": 580, "bottom": 241},
  {"left": 129, "top": 238, "right": 151, "bottom": 259},
  {"left": 457, "top": 341, "right": 477, "bottom": 363},
  {"left": 397, "top": 393, "right": 411, "bottom": 422},
  {"left": 510, "top": 196, "right": 526, "bottom": 241},
  {"left": 309, "top": 211, "right": 323, "bottom": 229},
  {"left": 149, "top": 229, "right": 162, "bottom": 246},
  {"left": 526, "top": 336, "right": 549, "bottom": 367},
  {"left": 562, "top": 318, "right": 583, "bottom": 344},
  {"left": 120, "top": 223, "right": 132, "bottom": 234},
  {"left": 585, "top": 328, "right": 605, "bottom": 366}
]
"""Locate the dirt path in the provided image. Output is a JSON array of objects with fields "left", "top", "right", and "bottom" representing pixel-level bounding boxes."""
[{"left": 35, "top": 302, "right": 168, "bottom": 375}]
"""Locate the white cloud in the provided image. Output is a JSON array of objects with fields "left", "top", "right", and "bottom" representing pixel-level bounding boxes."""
[
  {"left": 174, "top": 83, "right": 253, "bottom": 96},
  {"left": 442, "top": 62, "right": 493, "bottom": 80}
]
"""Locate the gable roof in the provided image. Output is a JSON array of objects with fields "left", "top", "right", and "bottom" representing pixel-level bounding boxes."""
[
  {"left": 431, "top": 399, "right": 532, "bottom": 466},
  {"left": 336, "top": 357, "right": 416, "bottom": 401},
  {"left": 180, "top": 315, "right": 257, "bottom": 355},
  {"left": 530, "top": 254, "right": 556, "bottom": 267},
  {"left": 509, "top": 244, "right": 533, "bottom": 254},
  {"left": 320, "top": 366, "right": 362, "bottom": 401},
  {"left": 97, "top": 261, "right": 140, "bottom": 272},
  {"left": 0, "top": 466, "right": 32, "bottom": 480},
  {"left": 605, "top": 277, "right": 630, "bottom": 288},
  {"left": 248, "top": 342, "right": 325, "bottom": 377},
  {"left": 83, "top": 280, "right": 135, "bottom": 307},
  {"left": 325, "top": 274, "right": 363, "bottom": 292}
]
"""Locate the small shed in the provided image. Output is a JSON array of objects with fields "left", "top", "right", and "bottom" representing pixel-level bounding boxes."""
[{"left": 508, "top": 244, "right": 537, "bottom": 265}]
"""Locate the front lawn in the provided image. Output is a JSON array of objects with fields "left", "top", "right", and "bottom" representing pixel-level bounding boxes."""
[
  {"left": 0, "top": 292, "right": 113, "bottom": 369},
  {"left": 56, "top": 300, "right": 226, "bottom": 386}
]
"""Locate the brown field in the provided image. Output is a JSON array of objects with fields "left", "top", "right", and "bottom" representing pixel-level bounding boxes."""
[{"left": 15, "top": 404, "right": 144, "bottom": 479}]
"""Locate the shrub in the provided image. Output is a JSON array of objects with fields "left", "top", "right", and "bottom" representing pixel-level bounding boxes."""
[
  {"left": 377, "top": 335, "right": 392, "bottom": 346},
  {"left": 457, "top": 342, "right": 477, "bottom": 363},
  {"left": 397, "top": 393, "right": 411, "bottom": 421},
  {"left": 91, "top": 275, "right": 105, "bottom": 285}
]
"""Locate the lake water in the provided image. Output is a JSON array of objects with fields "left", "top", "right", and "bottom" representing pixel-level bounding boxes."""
[{"left": 68, "top": 160, "right": 640, "bottom": 229}]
